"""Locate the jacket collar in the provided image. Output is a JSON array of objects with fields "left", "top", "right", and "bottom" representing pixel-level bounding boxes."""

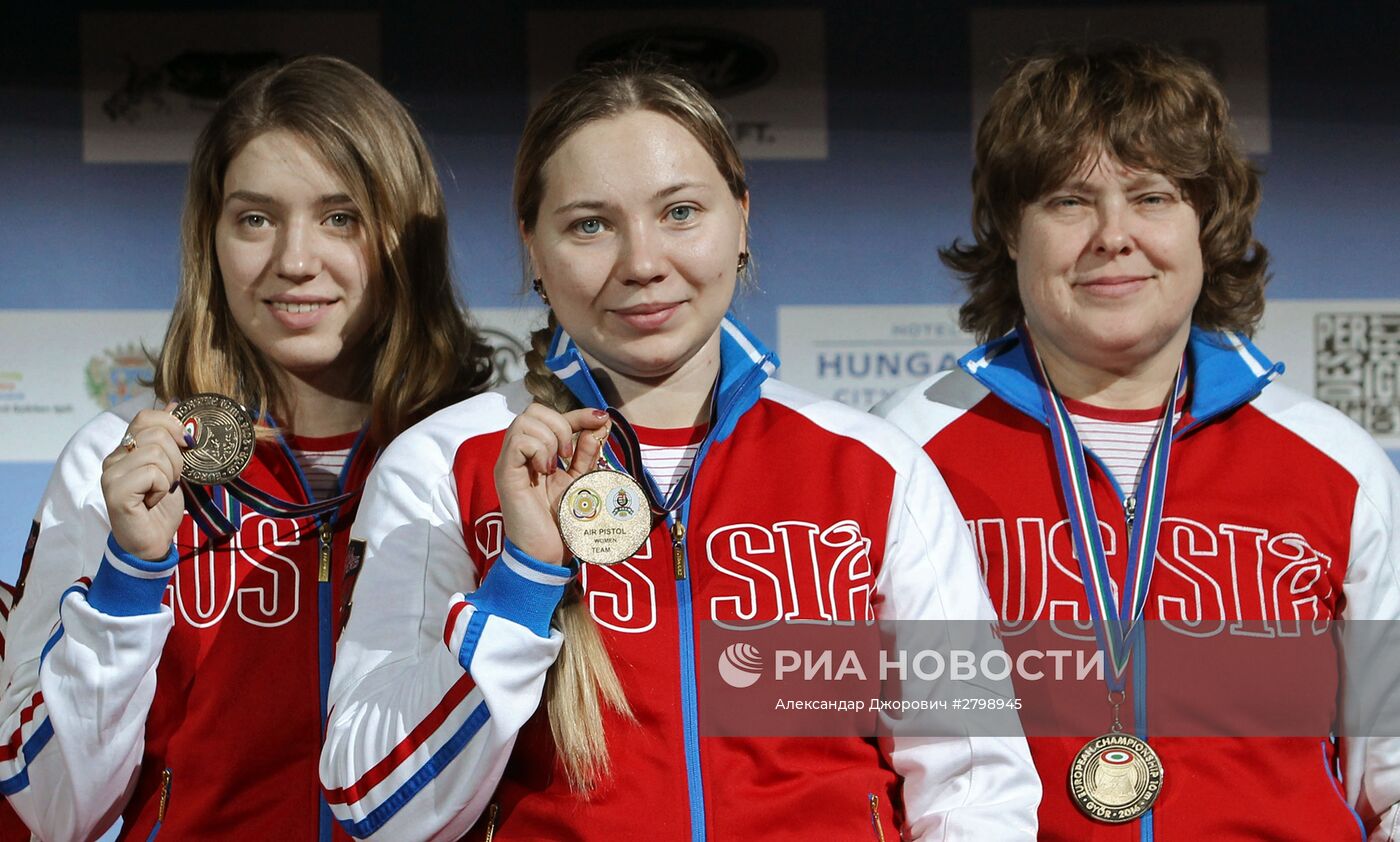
[
  {"left": 544, "top": 313, "right": 778, "bottom": 443},
  {"left": 958, "top": 325, "right": 1284, "bottom": 427}
]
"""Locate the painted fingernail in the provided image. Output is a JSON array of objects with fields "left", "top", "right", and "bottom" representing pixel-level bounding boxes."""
[
  {"left": 592, "top": 409, "right": 608, "bottom": 419},
  {"left": 184, "top": 433, "right": 196, "bottom": 447}
]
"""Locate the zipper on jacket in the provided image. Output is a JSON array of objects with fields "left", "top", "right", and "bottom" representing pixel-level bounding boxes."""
[
  {"left": 157, "top": 768, "right": 171, "bottom": 820},
  {"left": 672, "top": 521, "right": 687, "bottom": 580},
  {"left": 316, "top": 517, "right": 336, "bottom": 842},
  {"left": 674, "top": 507, "right": 707, "bottom": 841},
  {"left": 1124, "top": 494, "right": 1137, "bottom": 530},
  {"left": 483, "top": 803, "right": 499, "bottom": 841},
  {"left": 145, "top": 768, "right": 172, "bottom": 841},
  {"left": 318, "top": 521, "right": 333, "bottom": 582},
  {"left": 868, "top": 792, "right": 886, "bottom": 842},
  {"left": 664, "top": 356, "right": 770, "bottom": 841}
]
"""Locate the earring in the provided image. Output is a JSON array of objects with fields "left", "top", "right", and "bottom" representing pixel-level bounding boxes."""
[
  {"left": 737, "top": 251, "right": 750, "bottom": 272},
  {"left": 532, "top": 277, "right": 549, "bottom": 305}
]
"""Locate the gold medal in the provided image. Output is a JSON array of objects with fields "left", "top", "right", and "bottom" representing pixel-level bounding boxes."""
[
  {"left": 556, "top": 469, "right": 651, "bottom": 565},
  {"left": 173, "top": 393, "right": 255, "bottom": 486},
  {"left": 1069, "top": 732, "right": 1164, "bottom": 823}
]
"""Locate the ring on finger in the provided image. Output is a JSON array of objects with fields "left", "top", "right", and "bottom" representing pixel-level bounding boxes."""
[{"left": 121, "top": 432, "right": 138, "bottom": 452}]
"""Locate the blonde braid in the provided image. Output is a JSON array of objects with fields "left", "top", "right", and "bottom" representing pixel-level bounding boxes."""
[{"left": 521, "top": 315, "right": 634, "bottom": 793}]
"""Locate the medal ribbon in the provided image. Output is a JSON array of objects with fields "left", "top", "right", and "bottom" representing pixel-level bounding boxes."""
[
  {"left": 1023, "top": 331, "right": 1185, "bottom": 687},
  {"left": 599, "top": 408, "right": 702, "bottom": 519},
  {"left": 183, "top": 475, "right": 359, "bottom": 539},
  {"left": 181, "top": 405, "right": 366, "bottom": 539}
]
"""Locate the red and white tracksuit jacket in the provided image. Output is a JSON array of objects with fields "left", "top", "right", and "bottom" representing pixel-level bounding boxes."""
[
  {"left": 877, "top": 326, "right": 1400, "bottom": 841},
  {"left": 0, "top": 396, "right": 373, "bottom": 841},
  {"left": 0, "top": 583, "right": 29, "bottom": 841},
  {"left": 320, "top": 317, "right": 1040, "bottom": 840}
]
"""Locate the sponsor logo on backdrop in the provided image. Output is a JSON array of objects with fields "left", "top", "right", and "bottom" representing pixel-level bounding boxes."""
[
  {"left": 1315, "top": 312, "right": 1400, "bottom": 438},
  {"left": 81, "top": 12, "right": 380, "bottom": 163},
  {"left": 529, "top": 9, "right": 826, "bottom": 160},
  {"left": 1253, "top": 299, "right": 1400, "bottom": 450},
  {"left": 0, "top": 310, "right": 170, "bottom": 461},
  {"left": 85, "top": 342, "right": 155, "bottom": 409},
  {"left": 777, "top": 305, "right": 975, "bottom": 409}
]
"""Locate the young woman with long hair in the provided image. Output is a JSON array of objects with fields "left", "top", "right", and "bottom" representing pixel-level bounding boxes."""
[
  {"left": 321, "top": 61, "right": 1039, "bottom": 840},
  {"left": 0, "top": 55, "right": 493, "bottom": 840}
]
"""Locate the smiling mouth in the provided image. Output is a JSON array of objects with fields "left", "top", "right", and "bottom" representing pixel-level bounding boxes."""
[
  {"left": 1080, "top": 275, "right": 1150, "bottom": 287},
  {"left": 614, "top": 302, "right": 681, "bottom": 316},
  {"left": 269, "top": 301, "right": 332, "bottom": 313}
]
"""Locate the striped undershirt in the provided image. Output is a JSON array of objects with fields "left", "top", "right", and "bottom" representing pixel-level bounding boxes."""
[
  {"left": 285, "top": 431, "right": 358, "bottom": 501},
  {"left": 1064, "top": 394, "right": 1186, "bottom": 499},
  {"left": 633, "top": 423, "right": 708, "bottom": 499}
]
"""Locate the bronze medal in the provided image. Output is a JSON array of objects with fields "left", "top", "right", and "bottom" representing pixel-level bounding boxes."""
[
  {"left": 556, "top": 469, "right": 651, "bottom": 565},
  {"left": 1069, "top": 732, "right": 1164, "bottom": 823},
  {"left": 173, "top": 393, "right": 255, "bottom": 486}
]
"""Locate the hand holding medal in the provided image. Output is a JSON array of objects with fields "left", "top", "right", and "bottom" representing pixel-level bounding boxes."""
[
  {"left": 103, "top": 402, "right": 198, "bottom": 561},
  {"left": 495, "top": 404, "right": 615, "bottom": 565},
  {"left": 105, "top": 392, "right": 258, "bottom": 558}
]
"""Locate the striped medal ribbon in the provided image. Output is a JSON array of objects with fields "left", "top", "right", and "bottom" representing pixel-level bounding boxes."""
[
  {"left": 184, "top": 477, "right": 358, "bottom": 539},
  {"left": 599, "top": 407, "right": 701, "bottom": 518},
  {"left": 1023, "top": 333, "right": 1185, "bottom": 688}
]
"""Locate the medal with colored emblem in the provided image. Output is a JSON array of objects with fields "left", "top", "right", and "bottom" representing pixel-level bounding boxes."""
[
  {"left": 173, "top": 393, "right": 255, "bottom": 485},
  {"left": 1069, "top": 731, "right": 1164, "bottom": 822},
  {"left": 557, "top": 468, "right": 651, "bottom": 565},
  {"left": 554, "top": 405, "right": 707, "bottom": 567}
]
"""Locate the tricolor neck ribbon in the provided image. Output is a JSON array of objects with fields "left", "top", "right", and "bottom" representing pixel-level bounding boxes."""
[
  {"left": 184, "top": 478, "right": 358, "bottom": 539},
  {"left": 1024, "top": 332, "right": 1186, "bottom": 690},
  {"left": 592, "top": 376, "right": 719, "bottom": 521},
  {"left": 182, "top": 422, "right": 364, "bottom": 540},
  {"left": 599, "top": 408, "right": 698, "bottom": 518}
]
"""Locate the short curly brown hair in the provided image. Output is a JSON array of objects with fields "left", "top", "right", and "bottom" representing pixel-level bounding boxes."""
[{"left": 942, "top": 42, "right": 1269, "bottom": 343}]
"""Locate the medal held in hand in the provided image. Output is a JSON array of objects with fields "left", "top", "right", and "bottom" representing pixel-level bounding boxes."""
[
  {"left": 557, "top": 468, "right": 651, "bottom": 565},
  {"left": 555, "top": 406, "right": 705, "bottom": 566},
  {"left": 173, "top": 393, "right": 255, "bottom": 485},
  {"left": 1069, "top": 731, "right": 1164, "bottom": 823}
]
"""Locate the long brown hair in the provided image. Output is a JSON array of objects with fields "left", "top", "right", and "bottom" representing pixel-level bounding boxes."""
[
  {"left": 513, "top": 59, "right": 747, "bottom": 792},
  {"left": 153, "top": 55, "right": 493, "bottom": 441},
  {"left": 943, "top": 42, "right": 1269, "bottom": 343}
]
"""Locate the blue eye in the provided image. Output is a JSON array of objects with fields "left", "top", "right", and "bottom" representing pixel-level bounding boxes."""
[
  {"left": 326, "top": 212, "right": 357, "bottom": 228},
  {"left": 575, "top": 218, "right": 603, "bottom": 235},
  {"left": 241, "top": 213, "right": 269, "bottom": 229},
  {"left": 668, "top": 206, "right": 696, "bottom": 222}
]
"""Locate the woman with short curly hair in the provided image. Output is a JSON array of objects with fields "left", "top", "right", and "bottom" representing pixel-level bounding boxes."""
[{"left": 881, "top": 42, "right": 1400, "bottom": 839}]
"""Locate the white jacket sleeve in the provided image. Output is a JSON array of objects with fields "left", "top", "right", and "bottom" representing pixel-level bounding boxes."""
[
  {"left": 876, "top": 446, "right": 1041, "bottom": 840},
  {"left": 1338, "top": 450, "right": 1400, "bottom": 841},
  {"left": 320, "top": 423, "right": 570, "bottom": 841},
  {"left": 0, "top": 409, "right": 177, "bottom": 842}
]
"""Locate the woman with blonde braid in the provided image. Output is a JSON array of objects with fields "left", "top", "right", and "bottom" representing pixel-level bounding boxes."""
[{"left": 321, "top": 60, "right": 1039, "bottom": 840}]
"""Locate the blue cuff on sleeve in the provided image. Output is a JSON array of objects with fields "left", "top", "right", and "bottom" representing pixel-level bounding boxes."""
[
  {"left": 85, "top": 535, "right": 178, "bottom": 617},
  {"left": 466, "top": 538, "right": 572, "bottom": 637}
]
